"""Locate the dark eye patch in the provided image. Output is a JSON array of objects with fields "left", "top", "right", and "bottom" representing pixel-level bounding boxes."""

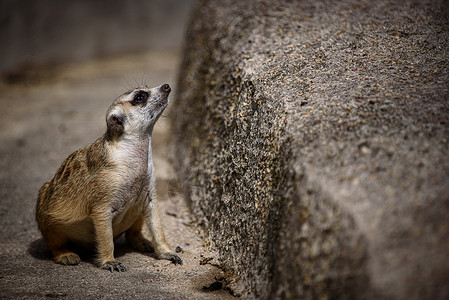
[{"left": 132, "top": 91, "right": 149, "bottom": 105}]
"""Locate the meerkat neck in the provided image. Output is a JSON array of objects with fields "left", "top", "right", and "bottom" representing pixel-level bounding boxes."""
[{"left": 104, "top": 134, "right": 151, "bottom": 168}]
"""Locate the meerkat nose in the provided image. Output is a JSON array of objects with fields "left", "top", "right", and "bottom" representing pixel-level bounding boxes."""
[{"left": 161, "top": 84, "right": 171, "bottom": 93}]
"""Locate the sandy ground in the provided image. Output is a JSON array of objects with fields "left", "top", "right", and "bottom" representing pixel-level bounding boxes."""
[{"left": 0, "top": 51, "right": 234, "bottom": 299}]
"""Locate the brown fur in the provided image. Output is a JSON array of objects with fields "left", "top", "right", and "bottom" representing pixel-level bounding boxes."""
[{"left": 35, "top": 84, "right": 181, "bottom": 271}]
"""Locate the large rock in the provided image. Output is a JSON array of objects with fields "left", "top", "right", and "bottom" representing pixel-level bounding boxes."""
[{"left": 171, "top": 0, "right": 449, "bottom": 298}]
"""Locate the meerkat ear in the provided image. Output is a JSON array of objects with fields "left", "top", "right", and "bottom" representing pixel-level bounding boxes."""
[{"left": 106, "top": 111, "right": 125, "bottom": 139}]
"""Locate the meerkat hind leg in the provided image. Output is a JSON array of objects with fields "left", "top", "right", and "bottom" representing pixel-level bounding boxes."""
[
  {"left": 55, "top": 250, "right": 81, "bottom": 266},
  {"left": 54, "top": 250, "right": 81, "bottom": 265},
  {"left": 45, "top": 230, "right": 81, "bottom": 265},
  {"left": 126, "top": 215, "right": 154, "bottom": 253}
]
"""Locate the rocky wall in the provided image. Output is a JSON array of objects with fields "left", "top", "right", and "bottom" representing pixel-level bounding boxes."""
[{"left": 171, "top": 0, "right": 449, "bottom": 298}]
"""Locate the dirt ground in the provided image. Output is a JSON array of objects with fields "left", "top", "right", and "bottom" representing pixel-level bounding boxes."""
[{"left": 0, "top": 51, "right": 235, "bottom": 299}]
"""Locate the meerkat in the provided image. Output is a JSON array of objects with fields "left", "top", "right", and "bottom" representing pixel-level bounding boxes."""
[{"left": 35, "top": 83, "right": 182, "bottom": 272}]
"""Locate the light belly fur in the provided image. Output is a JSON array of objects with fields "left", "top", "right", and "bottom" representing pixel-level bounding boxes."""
[{"left": 62, "top": 201, "right": 143, "bottom": 245}]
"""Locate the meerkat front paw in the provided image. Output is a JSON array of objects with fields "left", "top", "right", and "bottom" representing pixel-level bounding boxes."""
[
  {"left": 159, "top": 252, "right": 183, "bottom": 265},
  {"left": 101, "top": 261, "right": 127, "bottom": 272}
]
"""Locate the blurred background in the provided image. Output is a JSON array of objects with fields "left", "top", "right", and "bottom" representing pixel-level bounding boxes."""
[{"left": 0, "top": 0, "right": 194, "bottom": 78}]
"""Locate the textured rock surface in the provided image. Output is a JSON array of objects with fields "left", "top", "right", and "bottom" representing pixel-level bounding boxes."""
[{"left": 172, "top": 0, "right": 449, "bottom": 299}]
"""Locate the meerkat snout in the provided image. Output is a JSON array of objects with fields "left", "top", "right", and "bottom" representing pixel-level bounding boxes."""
[{"left": 35, "top": 83, "right": 182, "bottom": 272}]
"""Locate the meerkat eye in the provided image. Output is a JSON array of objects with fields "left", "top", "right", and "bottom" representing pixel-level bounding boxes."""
[{"left": 132, "top": 91, "right": 149, "bottom": 105}]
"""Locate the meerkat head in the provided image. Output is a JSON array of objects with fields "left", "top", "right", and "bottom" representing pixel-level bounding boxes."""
[{"left": 105, "top": 84, "right": 171, "bottom": 141}]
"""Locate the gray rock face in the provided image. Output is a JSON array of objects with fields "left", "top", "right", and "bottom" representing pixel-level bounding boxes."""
[{"left": 171, "top": 0, "right": 449, "bottom": 298}]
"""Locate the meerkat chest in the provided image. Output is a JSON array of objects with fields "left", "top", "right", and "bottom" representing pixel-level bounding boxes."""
[
  {"left": 109, "top": 143, "right": 149, "bottom": 211},
  {"left": 115, "top": 171, "right": 148, "bottom": 204}
]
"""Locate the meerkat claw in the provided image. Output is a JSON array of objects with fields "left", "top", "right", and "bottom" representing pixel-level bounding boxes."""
[
  {"left": 102, "top": 262, "right": 127, "bottom": 272},
  {"left": 161, "top": 253, "right": 183, "bottom": 265},
  {"left": 172, "top": 255, "right": 183, "bottom": 265}
]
